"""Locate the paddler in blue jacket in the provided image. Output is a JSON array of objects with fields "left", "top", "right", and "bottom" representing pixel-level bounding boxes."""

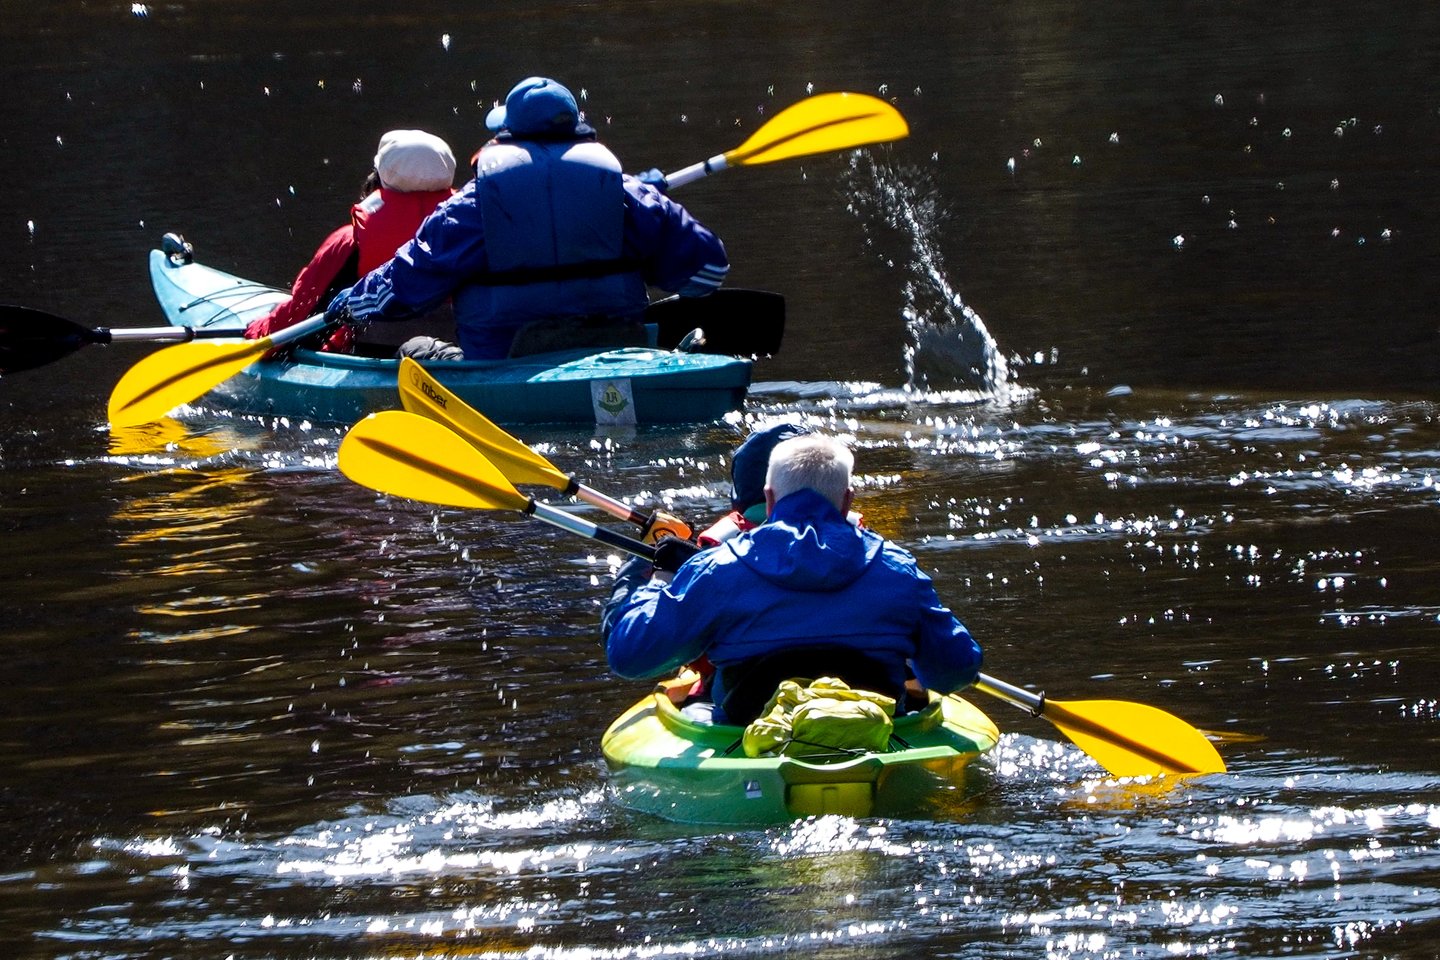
[
  {"left": 328, "top": 76, "right": 730, "bottom": 360},
  {"left": 603, "top": 433, "right": 983, "bottom": 723}
]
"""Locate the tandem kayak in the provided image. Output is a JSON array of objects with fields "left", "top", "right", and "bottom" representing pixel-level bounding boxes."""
[
  {"left": 147, "top": 242, "right": 775, "bottom": 426},
  {"left": 601, "top": 676, "right": 1000, "bottom": 825}
]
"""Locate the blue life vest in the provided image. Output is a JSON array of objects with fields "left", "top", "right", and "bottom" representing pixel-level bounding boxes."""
[{"left": 454, "top": 139, "right": 649, "bottom": 356}]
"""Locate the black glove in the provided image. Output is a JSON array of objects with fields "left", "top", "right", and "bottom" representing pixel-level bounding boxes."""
[
  {"left": 652, "top": 536, "right": 701, "bottom": 573},
  {"left": 636, "top": 168, "right": 670, "bottom": 195}
]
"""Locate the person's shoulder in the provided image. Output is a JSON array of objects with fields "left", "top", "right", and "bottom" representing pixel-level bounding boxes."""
[{"left": 869, "top": 531, "right": 925, "bottom": 573}]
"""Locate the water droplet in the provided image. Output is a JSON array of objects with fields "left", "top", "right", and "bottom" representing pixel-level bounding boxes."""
[
  {"left": 1071, "top": 155, "right": 1081, "bottom": 166},
  {"left": 1330, "top": 178, "right": 1340, "bottom": 190},
  {"left": 1006, "top": 157, "right": 1016, "bottom": 176},
  {"left": 1213, "top": 94, "right": 1225, "bottom": 107},
  {"left": 1108, "top": 132, "right": 1119, "bottom": 144},
  {"left": 1172, "top": 234, "right": 1185, "bottom": 249},
  {"left": 1282, "top": 127, "right": 1292, "bottom": 139},
  {"left": 441, "top": 33, "right": 451, "bottom": 51},
  {"left": 131, "top": 2, "right": 149, "bottom": 17}
]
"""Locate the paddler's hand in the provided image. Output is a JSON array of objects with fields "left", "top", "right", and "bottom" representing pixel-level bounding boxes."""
[
  {"left": 324, "top": 287, "right": 355, "bottom": 329},
  {"left": 641, "top": 510, "right": 692, "bottom": 545},
  {"left": 244, "top": 316, "right": 275, "bottom": 340},
  {"left": 652, "top": 535, "right": 701, "bottom": 574},
  {"left": 636, "top": 168, "right": 670, "bottom": 196}
]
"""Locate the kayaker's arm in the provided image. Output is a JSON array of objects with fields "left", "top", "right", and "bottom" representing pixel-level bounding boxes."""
[
  {"left": 622, "top": 178, "right": 729, "bottom": 298},
  {"left": 905, "top": 556, "right": 983, "bottom": 694},
  {"left": 346, "top": 186, "right": 483, "bottom": 325},
  {"left": 604, "top": 560, "right": 715, "bottom": 681}
]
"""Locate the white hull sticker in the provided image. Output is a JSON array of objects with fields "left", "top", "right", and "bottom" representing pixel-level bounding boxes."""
[{"left": 591, "top": 378, "right": 636, "bottom": 426}]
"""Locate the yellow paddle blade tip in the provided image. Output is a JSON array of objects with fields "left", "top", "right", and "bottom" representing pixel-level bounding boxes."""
[
  {"left": 338, "top": 411, "right": 531, "bottom": 512},
  {"left": 730, "top": 91, "right": 909, "bottom": 167},
  {"left": 1046, "top": 699, "right": 1227, "bottom": 778},
  {"left": 107, "top": 339, "right": 265, "bottom": 427}
]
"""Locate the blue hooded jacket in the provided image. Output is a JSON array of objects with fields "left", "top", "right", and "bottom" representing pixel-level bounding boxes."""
[{"left": 605, "top": 489, "right": 982, "bottom": 713}]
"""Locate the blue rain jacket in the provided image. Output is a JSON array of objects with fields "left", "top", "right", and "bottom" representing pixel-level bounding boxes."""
[
  {"left": 605, "top": 489, "right": 982, "bottom": 711},
  {"left": 347, "top": 137, "right": 728, "bottom": 358}
]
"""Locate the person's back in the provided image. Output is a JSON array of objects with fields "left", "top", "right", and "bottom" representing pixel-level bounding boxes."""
[
  {"left": 604, "top": 434, "right": 982, "bottom": 723},
  {"left": 338, "top": 77, "right": 729, "bottom": 360},
  {"left": 246, "top": 129, "right": 456, "bottom": 351},
  {"left": 453, "top": 123, "right": 646, "bottom": 357}
]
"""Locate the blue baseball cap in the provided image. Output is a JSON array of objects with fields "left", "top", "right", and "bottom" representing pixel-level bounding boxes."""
[
  {"left": 731, "top": 422, "right": 811, "bottom": 518},
  {"left": 485, "top": 77, "right": 585, "bottom": 137}
]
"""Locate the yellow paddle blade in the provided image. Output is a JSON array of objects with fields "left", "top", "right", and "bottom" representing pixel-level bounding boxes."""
[
  {"left": 396, "top": 357, "right": 571, "bottom": 490},
  {"left": 337, "top": 410, "right": 529, "bottom": 512},
  {"left": 726, "top": 92, "right": 909, "bottom": 167},
  {"left": 1043, "top": 699, "right": 1227, "bottom": 777},
  {"left": 107, "top": 339, "right": 267, "bottom": 427}
]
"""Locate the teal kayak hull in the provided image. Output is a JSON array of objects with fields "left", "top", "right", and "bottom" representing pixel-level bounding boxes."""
[
  {"left": 601, "top": 676, "right": 1000, "bottom": 825},
  {"left": 148, "top": 249, "right": 753, "bottom": 425}
]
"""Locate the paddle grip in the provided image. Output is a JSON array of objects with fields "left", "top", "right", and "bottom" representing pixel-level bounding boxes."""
[
  {"left": 103, "top": 326, "right": 200, "bottom": 344},
  {"left": 664, "top": 154, "right": 728, "bottom": 190},
  {"left": 973, "top": 674, "right": 1046, "bottom": 717}
]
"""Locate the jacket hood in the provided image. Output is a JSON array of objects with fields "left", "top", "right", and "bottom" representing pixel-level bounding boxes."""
[{"left": 729, "top": 488, "right": 880, "bottom": 591}]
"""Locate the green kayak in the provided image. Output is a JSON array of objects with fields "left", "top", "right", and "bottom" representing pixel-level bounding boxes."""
[{"left": 602, "top": 675, "right": 1000, "bottom": 825}]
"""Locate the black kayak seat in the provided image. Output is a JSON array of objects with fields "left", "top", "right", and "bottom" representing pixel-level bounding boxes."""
[{"left": 717, "top": 646, "right": 906, "bottom": 725}]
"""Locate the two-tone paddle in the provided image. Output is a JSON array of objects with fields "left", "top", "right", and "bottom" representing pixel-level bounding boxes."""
[
  {"left": 394, "top": 357, "right": 689, "bottom": 541},
  {"left": 0, "top": 287, "right": 783, "bottom": 376},
  {"left": 337, "top": 409, "right": 1227, "bottom": 779},
  {"left": 100, "top": 90, "right": 901, "bottom": 426}
]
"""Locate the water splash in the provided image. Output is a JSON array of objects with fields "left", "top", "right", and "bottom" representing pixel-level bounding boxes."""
[{"left": 843, "top": 153, "right": 1012, "bottom": 397}]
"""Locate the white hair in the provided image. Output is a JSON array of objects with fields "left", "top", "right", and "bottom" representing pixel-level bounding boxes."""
[{"left": 765, "top": 434, "right": 854, "bottom": 510}]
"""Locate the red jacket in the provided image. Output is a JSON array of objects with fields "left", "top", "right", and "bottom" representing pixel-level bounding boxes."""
[
  {"left": 353, "top": 188, "right": 451, "bottom": 274},
  {"left": 246, "top": 187, "right": 451, "bottom": 349}
]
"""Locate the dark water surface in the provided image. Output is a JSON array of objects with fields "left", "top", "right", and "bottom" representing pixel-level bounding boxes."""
[{"left": 3, "top": 2, "right": 1440, "bottom": 958}]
